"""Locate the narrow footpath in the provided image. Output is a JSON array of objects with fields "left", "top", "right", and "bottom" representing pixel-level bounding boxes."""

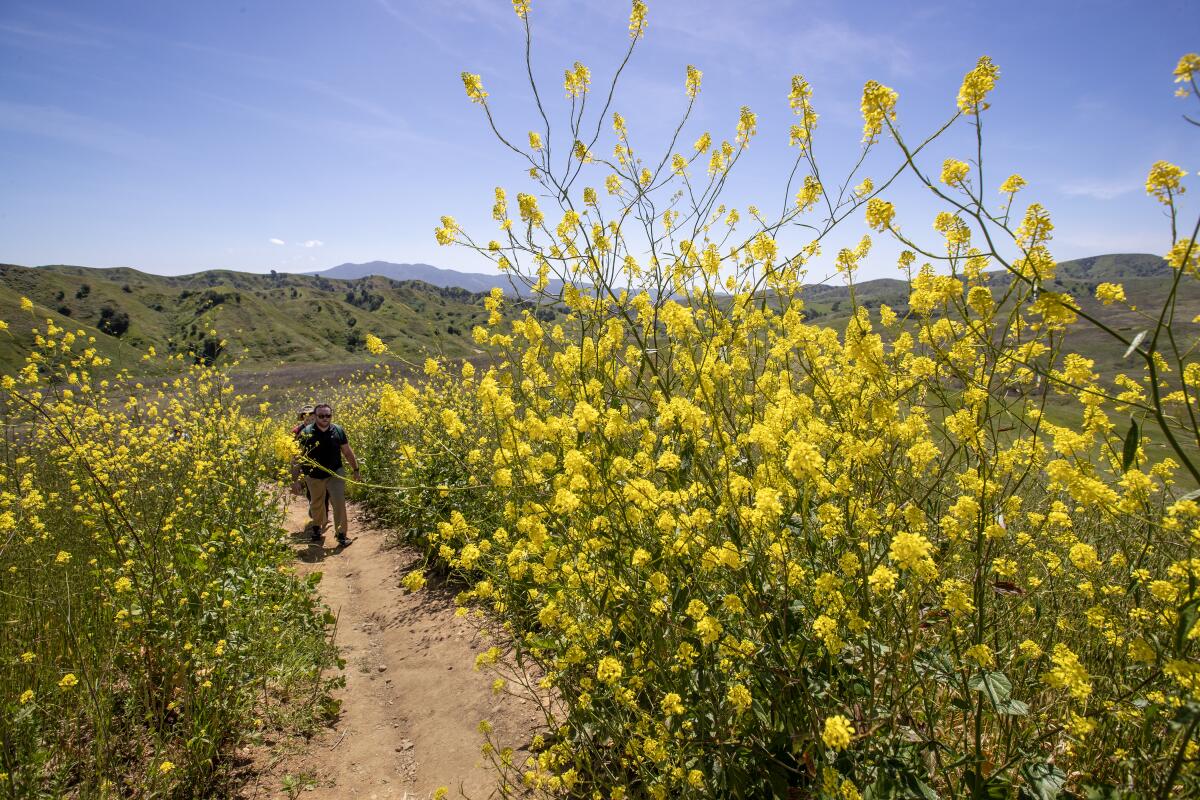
[{"left": 245, "top": 496, "right": 544, "bottom": 800}]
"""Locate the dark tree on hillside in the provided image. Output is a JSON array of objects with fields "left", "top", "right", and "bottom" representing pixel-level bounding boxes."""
[
  {"left": 75, "top": 284, "right": 90, "bottom": 299},
  {"left": 98, "top": 306, "right": 130, "bottom": 337},
  {"left": 196, "top": 290, "right": 228, "bottom": 311},
  {"left": 192, "top": 335, "right": 224, "bottom": 365}
]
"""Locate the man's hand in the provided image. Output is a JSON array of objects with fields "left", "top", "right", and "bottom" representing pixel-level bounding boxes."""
[{"left": 291, "top": 479, "right": 304, "bottom": 496}]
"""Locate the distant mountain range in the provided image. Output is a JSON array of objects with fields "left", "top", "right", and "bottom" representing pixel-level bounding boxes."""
[
  {"left": 313, "top": 261, "right": 567, "bottom": 295},
  {"left": 313, "top": 253, "right": 1177, "bottom": 297},
  {"left": 315, "top": 261, "right": 520, "bottom": 293}
]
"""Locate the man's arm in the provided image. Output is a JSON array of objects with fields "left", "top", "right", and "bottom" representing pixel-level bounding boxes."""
[{"left": 341, "top": 443, "right": 361, "bottom": 478}]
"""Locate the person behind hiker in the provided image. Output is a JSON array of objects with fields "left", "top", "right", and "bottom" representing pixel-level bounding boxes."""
[
  {"left": 290, "top": 404, "right": 316, "bottom": 496},
  {"left": 292, "top": 404, "right": 316, "bottom": 437},
  {"left": 296, "top": 403, "right": 360, "bottom": 547}
]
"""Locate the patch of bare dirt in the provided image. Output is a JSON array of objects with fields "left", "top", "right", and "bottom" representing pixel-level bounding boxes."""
[{"left": 243, "top": 497, "right": 544, "bottom": 800}]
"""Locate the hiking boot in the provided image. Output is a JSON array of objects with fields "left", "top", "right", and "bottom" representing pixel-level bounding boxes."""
[
  {"left": 308, "top": 527, "right": 323, "bottom": 543},
  {"left": 336, "top": 534, "right": 351, "bottom": 547}
]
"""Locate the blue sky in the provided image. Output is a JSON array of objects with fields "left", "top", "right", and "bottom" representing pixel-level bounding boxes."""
[{"left": 0, "top": 0, "right": 1195, "bottom": 281}]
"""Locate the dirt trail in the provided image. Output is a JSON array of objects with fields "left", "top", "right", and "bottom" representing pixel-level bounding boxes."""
[{"left": 246, "top": 496, "right": 544, "bottom": 799}]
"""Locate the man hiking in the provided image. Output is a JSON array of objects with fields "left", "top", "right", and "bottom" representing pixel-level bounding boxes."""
[
  {"left": 296, "top": 403, "right": 361, "bottom": 547},
  {"left": 289, "top": 403, "right": 331, "bottom": 529}
]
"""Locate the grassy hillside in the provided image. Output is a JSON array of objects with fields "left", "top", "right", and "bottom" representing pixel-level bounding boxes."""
[
  {"left": 2, "top": 253, "right": 1193, "bottom": 388},
  {"left": 796, "top": 253, "right": 1199, "bottom": 378},
  {"left": 0, "top": 264, "right": 513, "bottom": 375}
]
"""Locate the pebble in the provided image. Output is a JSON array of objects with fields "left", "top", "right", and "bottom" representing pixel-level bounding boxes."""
[{"left": 377, "top": 664, "right": 388, "bottom": 672}]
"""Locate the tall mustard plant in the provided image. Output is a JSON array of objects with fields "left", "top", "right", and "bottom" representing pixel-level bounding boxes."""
[
  {"left": 0, "top": 319, "right": 339, "bottom": 797},
  {"left": 343, "top": 8, "right": 1200, "bottom": 798}
]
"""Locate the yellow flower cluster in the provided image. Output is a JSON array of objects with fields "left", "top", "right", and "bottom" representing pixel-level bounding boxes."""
[
  {"left": 939, "top": 158, "right": 970, "bottom": 186},
  {"left": 563, "top": 61, "right": 590, "bottom": 98},
  {"left": 1145, "top": 160, "right": 1187, "bottom": 204},
  {"left": 822, "top": 715, "right": 855, "bottom": 750},
  {"left": 684, "top": 64, "right": 702, "bottom": 99},
  {"left": 860, "top": 80, "right": 898, "bottom": 142},
  {"left": 0, "top": 324, "right": 337, "bottom": 793},
  {"left": 1174, "top": 52, "right": 1200, "bottom": 94},
  {"left": 956, "top": 55, "right": 999, "bottom": 114},
  {"left": 461, "top": 72, "right": 487, "bottom": 104},
  {"left": 341, "top": 37, "right": 1200, "bottom": 800}
]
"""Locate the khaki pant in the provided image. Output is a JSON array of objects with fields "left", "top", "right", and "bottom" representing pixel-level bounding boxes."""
[{"left": 305, "top": 471, "right": 347, "bottom": 537}]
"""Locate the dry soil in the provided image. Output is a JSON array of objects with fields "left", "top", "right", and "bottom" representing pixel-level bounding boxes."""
[{"left": 244, "top": 496, "right": 544, "bottom": 800}]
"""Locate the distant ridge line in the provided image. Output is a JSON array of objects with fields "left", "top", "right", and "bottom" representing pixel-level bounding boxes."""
[{"left": 314, "top": 261, "right": 516, "bottom": 294}]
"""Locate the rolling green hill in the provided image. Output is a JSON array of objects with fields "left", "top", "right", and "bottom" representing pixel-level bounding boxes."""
[
  {"left": 0, "top": 264, "right": 511, "bottom": 375},
  {"left": 794, "top": 253, "right": 1198, "bottom": 379},
  {"left": 1, "top": 254, "right": 1193, "bottom": 388}
]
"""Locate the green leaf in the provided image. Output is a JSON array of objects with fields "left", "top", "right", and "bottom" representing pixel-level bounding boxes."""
[
  {"left": 902, "top": 773, "right": 940, "bottom": 800},
  {"left": 968, "top": 670, "right": 1013, "bottom": 702},
  {"left": 1021, "top": 761, "right": 1067, "bottom": 800},
  {"left": 965, "top": 770, "right": 1008, "bottom": 800},
  {"left": 1176, "top": 596, "right": 1200, "bottom": 650},
  {"left": 996, "top": 697, "right": 1030, "bottom": 716},
  {"left": 865, "top": 773, "right": 900, "bottom": 800},
  {"left": 1173, "top": 701, "right": 1200, "bottom": 729},
  {"left": 1121, "top": 418, "right": 1140, "bottom": 472},
  {"left": 766, "top": 766, "right": 789, "bottom": 799},
  {"left": 913, "top": 648, "right": 955, "bottom": 684},
  {"left": 752, "top": 699, "right": 771, "bottom": 729}
]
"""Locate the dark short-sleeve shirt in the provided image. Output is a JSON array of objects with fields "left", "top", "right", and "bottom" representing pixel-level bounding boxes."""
[{"left": 298, "top": 423, "right": 349, "bottom": 477}]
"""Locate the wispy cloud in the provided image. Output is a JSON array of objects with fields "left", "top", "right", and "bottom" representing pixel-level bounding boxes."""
[
  {"left": 269, "top": 238, "right": 286, "bottom": 245},
  {"left": 374, "top": 0, "right": 479, "bottom": 64},
  {"left": 0, "top": 5, "right": 150, "bottom": 56},
  {"left": 0, "top": 20, "right": 111, "bottom": 49},
  {"left": 648, "top": 1, "right": 915, "bottom": 78},
  {"left": 301, "top": 240, "right": 323, "bottom": 248},
  {"left": 1057, "top": 226, "right": 1162, "bottom": 256},
  {"left": 301, "top": 80, "right": 430, "bottom": 140},
  {"left": 785, "top": 20, "right": 915, "bottom": 78},
  {"left": 172, "top": 39, "right": 288, "bottom": 71},
  {"left": 1059, "top": 178, "right": 1137, "bottom": 201},
  {"left": 0, "top": 99, "right": 160, "bottom": 158},
  {"left": 1072, "top": 96, "right": 1111, "bottom": 116},
  {"left": 441, "top": 0, "right": 519, "bottom": 31},
  {"left": 196, "top": 90, "right": 442, "bottom": 151}
]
